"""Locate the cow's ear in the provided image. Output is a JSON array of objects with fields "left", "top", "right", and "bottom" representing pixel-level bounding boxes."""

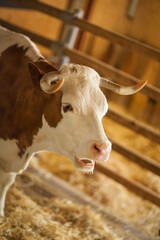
[
  {"left": 40, "top": 72, "right": 64, "bottom": 94},
  {"left": 28, "top": 62, "right": 44, "bottom": 89}
]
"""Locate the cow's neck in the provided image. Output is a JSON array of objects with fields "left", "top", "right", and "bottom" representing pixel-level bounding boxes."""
[
  {"left": 26, "top": 117, "right": 57, "bottom": 154},
  {"left": 24, "top": 89, "right": 63, "bottom": 157},
  {"left": 0, "top": 44, "right": 62, "bottom": 158}
]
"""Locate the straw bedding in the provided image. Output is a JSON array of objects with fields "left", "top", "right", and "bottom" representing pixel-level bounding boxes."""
[{"left": 0, "top": 188, "right": 122, "bottom": 240}]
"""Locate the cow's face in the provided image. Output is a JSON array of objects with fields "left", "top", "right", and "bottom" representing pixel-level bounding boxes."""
[
  {"left": 29, "top": 61, "right": 146, "bottom": 173},
  {"left": 42, "top": 64, "right": 112, "bottom": 173}
]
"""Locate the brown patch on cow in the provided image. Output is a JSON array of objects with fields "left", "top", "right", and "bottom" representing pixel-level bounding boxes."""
[
  {"left": 44, "top": 91, "right": 63, "bottom": 128},
  {"left": 0, "top": 44, "right": 63, "bottom": 156}
]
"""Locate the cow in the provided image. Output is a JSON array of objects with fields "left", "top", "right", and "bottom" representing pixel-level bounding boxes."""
[{"left": 0, "top": 26, "right": 146, "bottom": 217}]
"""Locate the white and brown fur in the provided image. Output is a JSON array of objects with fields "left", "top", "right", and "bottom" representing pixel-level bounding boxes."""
[{"left": 0, "top": 27, "right": 111, "bottom": 216}]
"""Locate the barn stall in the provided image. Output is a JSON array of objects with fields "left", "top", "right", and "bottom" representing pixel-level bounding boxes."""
[{"left": 0, "top": 0, "right": 160, "bottom": 239}]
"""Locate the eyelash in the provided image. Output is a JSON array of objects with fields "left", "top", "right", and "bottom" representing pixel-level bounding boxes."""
[{"left": 62, "top": 104, "right": 73, "bottom": 113}]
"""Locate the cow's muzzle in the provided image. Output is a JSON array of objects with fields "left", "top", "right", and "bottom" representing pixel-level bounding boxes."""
[{"left": 91, "top": 141, "right": 112, "bottom": 161}]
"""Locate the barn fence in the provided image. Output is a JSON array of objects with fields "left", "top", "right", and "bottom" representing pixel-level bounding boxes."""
[{"left": 0, "top": 0, "right": 160, "bottom": 219}]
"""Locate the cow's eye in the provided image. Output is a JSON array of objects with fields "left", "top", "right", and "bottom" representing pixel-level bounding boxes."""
[{"left": 62, "top": 104, "right": 73, "bottom": 113}]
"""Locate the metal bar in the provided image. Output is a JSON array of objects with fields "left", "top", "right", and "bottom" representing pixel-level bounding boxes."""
[
  {"left": 127, "top": 0, "right": 139, "bottom": 19},
  {"left": 10, "top": 0, "right": 160, "bottom": 62},
  {"left": 96, "top": 164, "right": 160, "bottom": 208},
  {"left": 56, "top": 0, "right": 84, "bottom": 67}
]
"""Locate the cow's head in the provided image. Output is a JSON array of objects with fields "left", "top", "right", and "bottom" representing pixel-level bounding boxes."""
[{"left": 29, "top": 63, "right": 146, "bottom": 173}]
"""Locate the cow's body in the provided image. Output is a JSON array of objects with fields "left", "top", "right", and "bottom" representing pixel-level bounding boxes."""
[
  {"left": 0, "top": 26, "right": 111, "bottom": 216},
  {"left": 0, "top": 26, "right": 146, "bottom": 217}
]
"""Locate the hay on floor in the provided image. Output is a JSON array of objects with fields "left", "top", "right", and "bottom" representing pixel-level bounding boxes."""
[{"left": 0, "top": 188, "right": 122, "bottom": 240}]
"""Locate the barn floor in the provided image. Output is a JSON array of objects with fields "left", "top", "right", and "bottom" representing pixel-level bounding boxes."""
[
  {"left": 0, "top": 187, "right": 121, "bottom": 240},
  {"left": 0, "top": 103, "right": 160, "bottom": 240}
]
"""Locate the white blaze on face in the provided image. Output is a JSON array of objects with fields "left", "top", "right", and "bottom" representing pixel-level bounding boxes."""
[{"left": 49, "top": 64, "right": 111, "bottom": 173}]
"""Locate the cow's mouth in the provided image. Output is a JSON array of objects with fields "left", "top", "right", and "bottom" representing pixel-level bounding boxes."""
[{"left": 75, "top": 157, "right": 95, "bottom": 171}]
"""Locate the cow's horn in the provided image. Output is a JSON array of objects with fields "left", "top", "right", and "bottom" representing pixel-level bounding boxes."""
[
  {"left": 100, "top": 77, "right": 147, "bottom": 95},
  {"left": 40, "top": 71, "right": 64, "bottom": 94}
]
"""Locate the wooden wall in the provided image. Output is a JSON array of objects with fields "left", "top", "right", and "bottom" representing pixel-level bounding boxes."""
[{"left": 77, "top": 0, "right": 160, "bottom": 128}]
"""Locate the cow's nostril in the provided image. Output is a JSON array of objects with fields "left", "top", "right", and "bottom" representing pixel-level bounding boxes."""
[
  {"left": 91, "top": 142, "right": 111, "bottom": 161},
  {"left": 94, "top": 144, "right": 101, "bottom": 153}
]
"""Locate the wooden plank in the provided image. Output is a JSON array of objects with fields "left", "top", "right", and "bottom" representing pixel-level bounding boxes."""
[
  {"left": 110, "top": 138, "right": 160, "bottom": 177},
  {"left": 12, "top": 0, "right": 62, "bottom": 19},
  {"left": 15, "top": 164, "right": 155, "bottom": 240},
  {"left": 107, "top": 109, "right": 160, "bottom": 144},
  {"left": 11, "top": 0, "right": 160, "bottom": 62},
  {"left": 96, "top": 163, "right": 160, "bottom": 208},
  {"left": 72, "top": 18, "right": 160, "bottom": 62}
]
